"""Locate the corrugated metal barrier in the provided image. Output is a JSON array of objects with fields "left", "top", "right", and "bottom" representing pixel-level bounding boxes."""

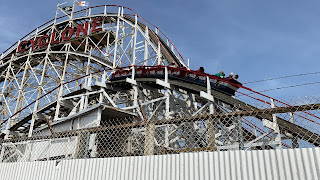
[{"left": 0, "top": 148, "right": 319, "bottom": 180}]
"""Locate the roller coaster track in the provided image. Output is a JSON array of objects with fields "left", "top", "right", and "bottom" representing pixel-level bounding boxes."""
[
  {"left": 0, "top": 5, "right": 319, "bottom": 155},
  {"left": 2, "top": 68, "right": 319, "bottom": 147}
]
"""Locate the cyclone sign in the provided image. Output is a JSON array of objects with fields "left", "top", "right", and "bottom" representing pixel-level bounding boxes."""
[{"left": 17, "top": 17, "right": 103, "bottom": 53}]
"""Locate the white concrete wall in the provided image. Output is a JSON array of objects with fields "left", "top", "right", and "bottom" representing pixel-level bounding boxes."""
[{"left": 0, "top": 148, "right": 319, "bottom": 180}]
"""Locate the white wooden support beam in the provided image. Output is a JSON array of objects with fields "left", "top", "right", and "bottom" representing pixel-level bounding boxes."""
[
  {"left": 121, "top": 7, "right": 124, "bottom": 17},
  {"left": 270, "top": 98, "right": 282, "bottom": 149},
  {"left": 165, "top": 90, "right": 170, "bottom": 118},
  {"left": 121, "top": 96, "right": 167, "bottom": 110},
  {"left": 156, "top": 67, "right": 170, "bottom": 89},
  {"left": 200, "top": 77, "right": 214, "bottom": 102},
  {"left": 157, "top": 42, "right": 161, "bottom": 65},
  {"left": 192, "top": 102, "right": 209, "bottom": 116},
  {"left": 156, "top": 79, "right": 170, "bottom": 89},
  {"left": 81, "top": 84, "right": 92, "bottom": 91},
  {"left": 69, "top": 100, "right": 81, "bottom": 115},
  {"left": 200, "top": 91, "right": 214, "bottom": 102},
  {"left": 199, "top": 76, "right": 215, "bottom": 115},
  {"left": 126, "top": 78, "right": 137, "bottom": 86},
  {"left": 155, "top": 28, "right": 162, "bottom": 65},
  {"left": 147, "top": 100, "right": 164, "bottom": 121},
  {"left": 132, "top": 14, "right": 138, "bottom": 66},
  {"left": 95, "top": 81, "right": 106, "bottom": 88},
  {"left": 126, "top": 73, "right": 138, "bottom": 112},
  {"left": 112, "top": 7, "right": 121, "bottom": 69},
  {"left": 87, "top": 74, "right": 92, "bottom": 86},
  {"left": 81, "top": 74, "right": 93, "bottom": 91},
  {"left": 61, "top": 90, "right": 103, "bottom": 101},
  {"left": 153, "top": 67, "right": 171, "bottom": 118},
  {"left": 16, "top": 40, "right": 20, "bottom": 53},
  {"left": 95, "top": 71, "right": 107, "bottom": 88},
  {"left": 102, "top": 90, "right": 117, "bottom": 107},
  {"left": 133, "top": 86, "right": 138, "bottom": 113},
  {"left": 79, "top": 95, "right": 85, "bottom": 110},
  {"left": 54, "top": 44, "right": 71, "bottom": 120},
  {"left": 262, "top": 119, "right": 278, "bottom": 131},
  {"left": 290, "top": 112, "right": 294, "bottom": 123},
  {"left": 144, "top": 26, "right": 149, "bottom": 65}
]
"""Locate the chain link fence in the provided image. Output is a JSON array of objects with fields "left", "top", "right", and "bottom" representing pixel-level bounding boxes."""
[{"left": 0, "top": 96, "right": 319, "bottom": 163}]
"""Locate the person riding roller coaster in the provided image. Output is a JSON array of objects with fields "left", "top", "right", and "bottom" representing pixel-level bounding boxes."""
[
  {"left": 196, "top": 67, "right": 205, "bottom": 73},
  {"left": 215, "top": 71, "right": 225, "bottom": 78},
  {"left": 228, "top": 74, "right": 242, "bottom": 86},
  {"left": 111, "top": 66, "right": 241, "bottom": 96}
]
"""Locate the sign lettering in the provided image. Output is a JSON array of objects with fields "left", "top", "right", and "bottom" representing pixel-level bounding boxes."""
[{"left": 17, "top": 18, "right": 103, "bottom": 53}]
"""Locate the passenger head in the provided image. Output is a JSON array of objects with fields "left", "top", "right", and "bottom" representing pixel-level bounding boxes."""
[
  {"left": 229, "top": 72, "right": 234, "bottom": 78},
  {"left": 234, "top": 74, "right": 239, "bottom": 80},
  {"left": 199, "top": 67, "right": 204, "bottom": 72}
]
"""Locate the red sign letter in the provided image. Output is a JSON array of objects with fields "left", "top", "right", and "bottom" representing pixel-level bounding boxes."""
[
  {"left": 62, "top": 27, "right": 75, "bottom": 41},
  {"left": 38, "top": 35, "right": 49, "bottom": 47},
  {"left": 29, "top": 37, "right": 40, "bottom": 50},
  {"left": 92, "top": 18, "right": 103, "bottom": 33},
  {"left": 17, "top": 41, "right": 30, "bottom": 53},
  {"left": 76, "top": 22, "right": 89, "bottom": 37},
  {"left": 50, "top": 31, "right": 61, "bottom": 44}
]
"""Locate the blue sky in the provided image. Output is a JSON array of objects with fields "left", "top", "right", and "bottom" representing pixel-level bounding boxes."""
[{"left": 1, "top": 0, "right": 320, "bottom": 101}]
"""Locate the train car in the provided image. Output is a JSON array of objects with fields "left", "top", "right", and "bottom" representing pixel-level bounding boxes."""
[{"left": 110, "top": 66, "right": 241, "bottom": 95}]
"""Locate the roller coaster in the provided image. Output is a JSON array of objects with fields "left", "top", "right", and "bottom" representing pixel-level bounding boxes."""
[{"left": 0, "top": 3, "right": 319, "bottom": 161}]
